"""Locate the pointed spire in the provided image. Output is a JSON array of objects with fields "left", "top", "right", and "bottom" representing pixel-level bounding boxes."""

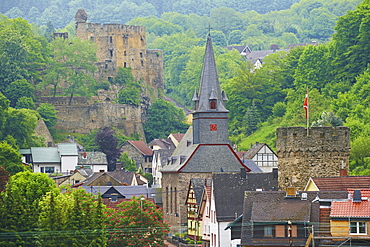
[{"left": 195, "top": 34, "right": 228, "bottom": 112}]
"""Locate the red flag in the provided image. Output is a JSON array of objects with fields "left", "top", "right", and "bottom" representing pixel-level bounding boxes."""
[{"left": 303, "top": 91, "right": 308, "bottom": 119}]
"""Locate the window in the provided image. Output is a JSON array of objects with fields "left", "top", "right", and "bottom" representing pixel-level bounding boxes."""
[
  {"left": 350, "top": 221, "right": 366, "bottom": 234},
  {"left": 264, "top": 226, "right": 273, "bottom": 237},
  {"left": 210, "top": 101, "right": 216, "bottom": 109},
  {"left": 41, "top": 167, "right": 55, "bottom": 173}
]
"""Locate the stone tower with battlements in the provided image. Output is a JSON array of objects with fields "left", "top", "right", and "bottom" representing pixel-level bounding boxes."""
[
  {"left": 75, "top": 9, "right": 164, "bottom": 97},
  {"left": 276, "top": 126, "right": 350, "bottom": 190}
]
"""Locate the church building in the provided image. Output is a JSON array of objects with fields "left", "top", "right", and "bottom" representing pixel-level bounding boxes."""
[{"left": 161, "top": 34, "right": 252, "bottom": 232}]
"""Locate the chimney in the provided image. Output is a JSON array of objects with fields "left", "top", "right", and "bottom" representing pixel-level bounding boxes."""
[
  {"left": 83, "top": 152, "right": 87, "bottom": 158},
  {"left": 340, "top": 161, "right": 347, "bottom": 176},
  {"left": 240, "top": 168, "right": 246, "bottom": 179},
  {"left": 340, "top": 169, "right": 348, "bottom": 177}
]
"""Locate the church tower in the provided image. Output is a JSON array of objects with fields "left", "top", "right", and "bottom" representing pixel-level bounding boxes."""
[{"left": 192, "top": 34, "right": 229, "bottom": 145}]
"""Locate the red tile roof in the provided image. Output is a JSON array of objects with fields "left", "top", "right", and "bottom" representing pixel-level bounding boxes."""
[
  {"left": 311, "top": 176, "right": 370, "bottom": 191},
  {"left": 128, "top": 140, "right": 153, "bottom": 156},
  {"left": 348, "top": 189, "right": 370, "bottom": 198},
  {"left": 331, "top": 200, "right": 370, "bottom": 217},
  {"left": 170, "top": 133, "right": 185, "bottom": 143}
]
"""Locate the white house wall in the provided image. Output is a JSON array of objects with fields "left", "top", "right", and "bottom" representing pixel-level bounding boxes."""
[
  {"left": 60, "top": 156, "right": 78, "bottom": 173},
  {"left": 92, "top": 165, "right": 107, "bottom": 173}
]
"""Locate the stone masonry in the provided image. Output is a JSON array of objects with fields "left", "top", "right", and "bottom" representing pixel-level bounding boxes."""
[
  {"left": 75, "top": 9, "right": 164, "bottom": 95},
  {"left": 276, "top": 126, "right": 350, "bottom": 190}
]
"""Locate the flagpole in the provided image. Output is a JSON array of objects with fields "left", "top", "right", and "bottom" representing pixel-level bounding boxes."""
[{"left": 306, "top": 86, "right": 309, "bottom": 136}]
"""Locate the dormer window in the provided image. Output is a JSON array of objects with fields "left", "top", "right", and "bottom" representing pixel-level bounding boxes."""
[{"left": 210, "top": 100, "right": 216, "bottom": 109}]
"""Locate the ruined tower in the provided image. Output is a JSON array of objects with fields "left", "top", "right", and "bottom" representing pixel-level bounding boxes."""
[
  {"left": 75, "top": 9, "right": 164, "bottom": 96},
  {"left": 276, "top": 126, "right": 350, "bottom": 190}
]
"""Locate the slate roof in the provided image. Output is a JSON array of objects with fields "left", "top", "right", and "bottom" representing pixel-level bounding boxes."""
[
  {"left": 242, "top": 160, "right": 263, "bottom": 173},
  {"left": 148, "top": 138, "right": 175, "bottom": 150},
  {"left": 78, "top": 152, "right": 107, "bottom": 165},
  {"left": 308, "top": 176, "right": 370, "bottom": 191},
  {"left": 153, "top": 148, "right": 174, "bottom": 168},
  {"left": 161, "top": 127, "right": 251, "bottom": 173},
  {"left": 213, "top": 171, "right": 278, "bottom": 222},
  {"left": 246, "top": 49, "right": 289, "bottom": 65},
  {"left": 128, "top": 140, "right": 153, "bottom": 156},
  {"left": 223, "top": 45, "right": 251, "bottom": 54},
  {"left": 80, "top": 185, "right": 156, "bottom": 199},
  {"left": 107, "top": 170, "right": 136, "bottom": 185},
  {"left": 331, "top": 200, "right": 370, "bottom": 217},
  {"left": 251, "top": 200, "right": 311, "bottom": 222},
  {"left": 195, "top": 34, "right": 228, "bottom": 112},
  {"left": 189, "top": 178, "right": 206, "bottom": 205},
  {"left": 31, "top": 147, "right": 60, "bottom": 163},
  {"left": 243, "top": 142, "right": 266, "bottom": 159},
  {"left": 57, "top": 143, "right": 78, "bottom": 156}
]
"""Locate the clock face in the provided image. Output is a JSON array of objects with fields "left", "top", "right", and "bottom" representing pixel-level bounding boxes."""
[{"left": 210, "top": 124, "right": 217, "bottom": 131}]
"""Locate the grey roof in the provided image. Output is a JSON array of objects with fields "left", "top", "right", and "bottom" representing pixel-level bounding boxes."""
[
  {"left": 19, "top": 149, "right": 31, "bottom": 155},
  {"left": 194, "top": 34, "right": 228, "bottom": 112},
  {"left": 80, "top": 186, "right": 156, "bottom": 199},
  {"left": 246, "top": 49, "right": 289, "bottom": 65},
  {"left": 243, "top": 142, "right": 266, "bottom": 159},
  {"left": 78, "top": 152, "right": 108, "bottom": 165},
  {"left": 242, "top": 159, "right": 263, "bottom": 173},
  {"left": 107, "top": 170, "right": 136, "bottom": 185},
  {"left": 161, "top": 126, "right": 251, "bottom": 173},
  {"left": 148, "top": 138, "right": 175, "bottom": 150},
  {"left": 153, "top": 148, "right": 175, "bottom": 168},
  {"left": 31, "top": 147, "right": 60, "bottom": 163},
  {"left": 190, "top": 178, "right": 206, "bottom": 205},
  {"left": 213, "top": 171, "right": 278, "bottom": 222},
  {"left": 57, "top": 143, "right": 78, "bottom": 156}
]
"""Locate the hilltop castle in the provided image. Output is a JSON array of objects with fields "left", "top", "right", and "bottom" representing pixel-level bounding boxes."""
[
  {"left": 75, "top": 9, "right": 164, "bottom": 95},
  {"left": 42, "top": 10, "right": 164, "bottom": 137}
]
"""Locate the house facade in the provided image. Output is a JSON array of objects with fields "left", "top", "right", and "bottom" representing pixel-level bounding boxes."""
[{"left": 241, "top": 142, "right": 278, "bottom": 172}]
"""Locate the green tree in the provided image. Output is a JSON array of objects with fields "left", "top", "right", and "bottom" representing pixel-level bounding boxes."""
[
  {"left": 0, "top": 17, "right": 47, "bottom": 92},
  {"left": 106, "top": 196, "right": 169, "bottom": 247},
  {"left": 42, "top": 38, "right": 98, "bottom": 105},
  {"left": 0, "top": 171, "right": 59, "bottom": 246},
  {"left": 350, "top": 135, "right": 370, "bottom": 175},
  {"left": 15, "top": 97, "right": 35, "bottom": 110},
  {"left": 0, "top": 141, "right": 27, "bottom": 175},
  {"left": 95, "top": 127, "right": 121, "bottom": 171},
  {"left": 118, "top": 152, "right": 137, "bottom": 171},
  {"left": 3, "top": 79, "right": 34, "bottom": 107},
  {"left": 144, "top": 98, "right": 188, "bottom": 142},
  {"left": 38, "top": 188, "right": 107, "bottom": 246},
  {"left": 36, "top": 103, "right": 57, "bottom": 129},
  {"left": 3, "top": 108, "right": 44, "bottom": 148}
]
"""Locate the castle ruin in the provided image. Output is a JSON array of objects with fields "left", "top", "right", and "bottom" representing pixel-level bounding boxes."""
[
  {"left": 75, "top": 9, "right": 164, "bottom": 94},
  {"left": 276, "top": 126, "right": 350, "bottom": 190},
  {"left": 41, "top": 10, "right": 165, "bottom": 138}
]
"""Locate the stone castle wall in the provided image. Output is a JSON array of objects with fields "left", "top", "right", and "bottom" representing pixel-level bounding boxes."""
[
  {"left": 39, "top": 96, "right": 144, "bottom": 136},
  {"left": 276, "top": 126, "right": 350, "bottom": 190}
]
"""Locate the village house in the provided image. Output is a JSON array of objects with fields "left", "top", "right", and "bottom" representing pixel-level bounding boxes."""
[
  {"left": 192, "top": 169, "right": 278, "bottom": 247},
  {"left": 239, "top": 142, "right": 278, "bottom": 172},
  {"left": 119, "top": 140, "right": 153, "bottom": 172}
]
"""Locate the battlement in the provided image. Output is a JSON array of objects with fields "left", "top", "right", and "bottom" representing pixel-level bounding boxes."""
[
  {"left": 276, "top": 126, "right": 350, "bottom": 152},
  {"left": 81, "top": 23, "right": 146, "bottom": 35}
]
